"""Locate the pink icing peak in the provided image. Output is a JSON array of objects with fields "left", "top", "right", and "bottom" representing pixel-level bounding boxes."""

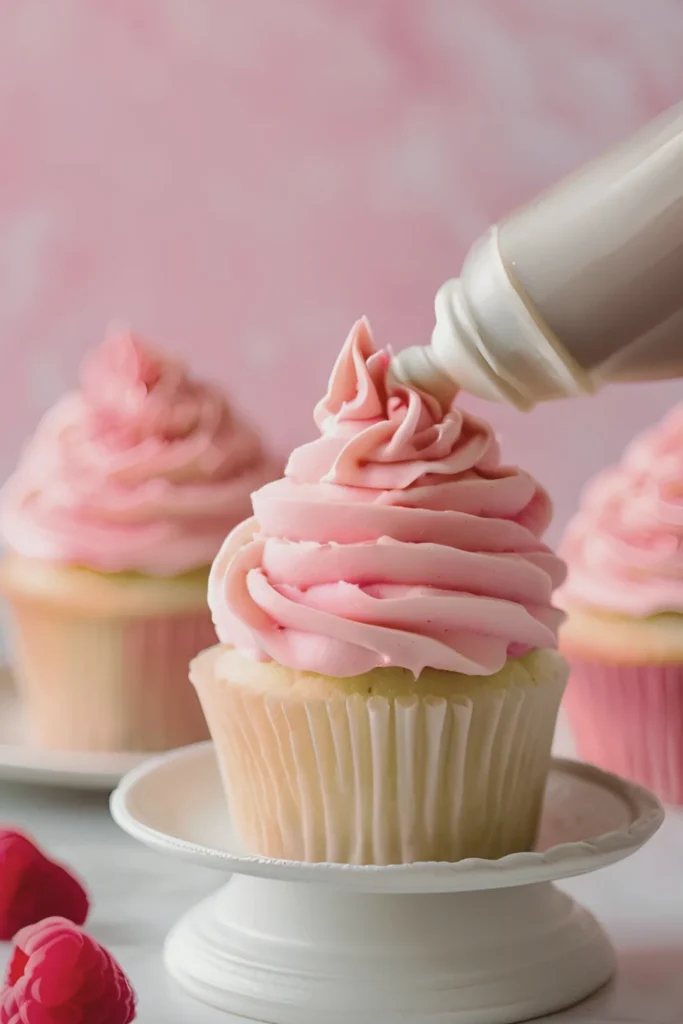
[
  {"left": 561, "top": 403, "right": 683, "bottom": 616},
  {"left": 81, "top": 329, "right": 223, "bottom": 445},
  {"left": 86, "top": 328, "right": 167, "bottom": 390},
  {"left": 209, "top": 320, "right": 565, "bottom": 678},
  {"left": 1, "top": 330, "right": 279, "bottom": 576},
  {"left": 313, "top": 317, "right": 392, "bottom": 429}
]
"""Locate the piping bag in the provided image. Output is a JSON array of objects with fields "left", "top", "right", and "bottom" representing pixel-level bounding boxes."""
[{"left": 393, "top": 101, "right": 683, "bottom": 408}]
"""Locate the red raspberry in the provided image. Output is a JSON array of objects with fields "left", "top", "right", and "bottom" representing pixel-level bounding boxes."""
[
  {"left": 1, "top": 916, "right": 136, "bottom": 1024},
  {"left": 0, "top": 829, "right": 89, "bottom": 940}
]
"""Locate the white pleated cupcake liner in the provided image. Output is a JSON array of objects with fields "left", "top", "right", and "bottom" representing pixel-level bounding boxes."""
[
  {"left": 193, "top": 664, "right": 566, "bottom": 865},
  {"left": 7, "top": 597, "right": 215, "bottom": 752}
]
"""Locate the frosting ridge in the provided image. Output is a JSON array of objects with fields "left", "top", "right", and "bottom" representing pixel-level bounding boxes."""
[
  {"left": 561, "top": 403, "right": 683, "bottom": 616},
  {"left": 2, "top": 330, "right": 278, "bottom": 575},
  {"left": 210, "top": 319, "right": 565, "bottom": 677}
]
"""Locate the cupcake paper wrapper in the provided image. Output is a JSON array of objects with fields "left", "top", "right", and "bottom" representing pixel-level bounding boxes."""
[
  {"left": 193, "top": 667, "right": 566, "bottom": 865},
  {"left": 7, "top": 599, "right": 214, "bottom": 752},
  {"left": 565, "top": 658, "right": 683, "bottom": 805}
]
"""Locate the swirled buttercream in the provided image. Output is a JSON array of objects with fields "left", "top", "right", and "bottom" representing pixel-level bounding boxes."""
[
  {"left": 561, "top": 403, "right": 683, "bottom": 616},
  {"left": 2, "top": 331, "right": 279, "bottom": 575},
  {"left": 209, "top": 319, "right": 565, "bottom": 676}
]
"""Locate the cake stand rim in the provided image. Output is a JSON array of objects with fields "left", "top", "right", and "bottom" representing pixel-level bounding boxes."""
[{"left": 110, "top": 741, "right": 663, "bottom": 893}]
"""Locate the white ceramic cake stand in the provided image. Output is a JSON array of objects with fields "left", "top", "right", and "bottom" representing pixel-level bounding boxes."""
[{"left": 111, "top": 742, "right": 663, "bottom": 1024}]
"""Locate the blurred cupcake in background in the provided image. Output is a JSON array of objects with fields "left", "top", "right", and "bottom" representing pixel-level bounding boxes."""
[
  {"left": 192, "top": 319, "right": 568, "bottom": 865},
  {"left": 0, "top": 329, "right": 279, "bottom": 753},
  {"left": 560, "top": 404, "right": 683, "bottom": 803}
]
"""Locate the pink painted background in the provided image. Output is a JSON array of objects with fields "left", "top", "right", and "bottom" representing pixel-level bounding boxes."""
[{"left": 1, "top": 0, "right": 682, "bottom": 543}]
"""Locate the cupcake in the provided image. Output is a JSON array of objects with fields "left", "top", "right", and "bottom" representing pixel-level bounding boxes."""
[
  {"left": 560, "top": 404, "right": 683, "bottom": 803},
  {"left": 192, "top": 318, "right": 568, "bottom": 864},
  {"left": 0, "top": 329, "right": 279, "bottom": 753}
]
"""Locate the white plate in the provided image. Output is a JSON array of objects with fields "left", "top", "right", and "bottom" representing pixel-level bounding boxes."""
[{"left": 0, "top": 667, "right": 149, "bottom": 789}]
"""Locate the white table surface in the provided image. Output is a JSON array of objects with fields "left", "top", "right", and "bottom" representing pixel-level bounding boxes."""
[{"left": 2, "top": 754, "right": 683, "bottom": 1023}]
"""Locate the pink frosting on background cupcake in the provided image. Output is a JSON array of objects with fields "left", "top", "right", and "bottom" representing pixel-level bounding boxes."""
[
  {"left": 210, "top": 319, "right": 565, "bottom": 678},
  {"left": 1, "top": 330, "right": 279, "bottom": 576},
  {"left": 561, "top": 403, "right": 683, "bottom": 616}
]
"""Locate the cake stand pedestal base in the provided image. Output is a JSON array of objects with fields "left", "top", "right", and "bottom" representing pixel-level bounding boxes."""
[
  {"left": 111, "top": 743, "right": 664, "bottom": 1024},
  {"left": 165, "top": 874, "right": 613, "bottom": 1024}
]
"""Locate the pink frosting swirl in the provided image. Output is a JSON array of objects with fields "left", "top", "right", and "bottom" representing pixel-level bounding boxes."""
[
  {"left": 209, "top": 319, "right": 565, "bottom": 677},
  {"left": 561, "top": 404, "right": 683, "bottom": 616},
  {"left": 1, "top": 331, "right": 279, "bottom": 576}
]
